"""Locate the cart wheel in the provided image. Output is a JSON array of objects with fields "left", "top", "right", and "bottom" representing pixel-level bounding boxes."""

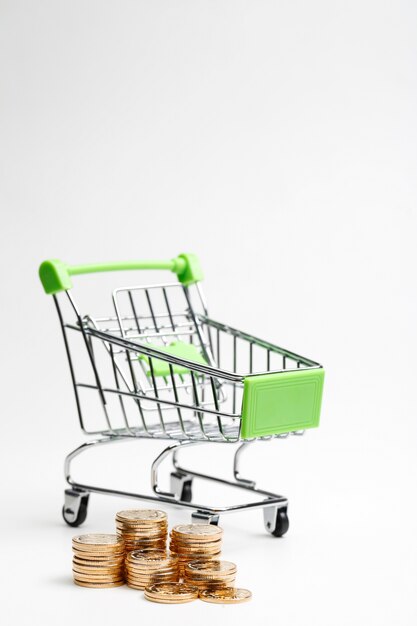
[
  {"left": 62, "top": 492, "right": 89, "bottom": 527},
  {"left": 265, "top": 506, "right": 289, "bottom": 537}
]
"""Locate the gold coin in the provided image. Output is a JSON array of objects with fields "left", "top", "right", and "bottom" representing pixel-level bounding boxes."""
[
  {"left": 127, "top": 550, "right": 173, "bottom": 562},
  {"left": 73, "top": 570, "right": 124, "bottom": 580},
  {"left": 126, "top": 576, "right": 178, "bottom": 589},
  {"left": 74, "top": 579, "right": 125, "bottom": 588},
  {"left": 117, "top": 531, "right": 167, "bottom": 539},
  {"left": 116, "top": 509, "right": 167, "bottom": 522},
  {"left": 116, "top": 517, "right": 168, "bottom": 525},
  {"left": 199, "top": 588, "right": 252, "bottom": 604},
  {"left": 170, "top": 536, "right": 222, "bottom": 546},
  {"left": 185, "top": 572, "right": 237, "bottom": 582},
  {"left": 121, "top": 538, "right": 166, "bottom": 551},
  {"left": 72, "top": 553, "right": 125, "bottom": 562},
  {"left": 73, "top": 558, "right": 123, "bottom": 567},
  {"left": 125, "top": 541, "right": 166, "bottom": 553},
  {"left": 172, "top": 553, "right": 220, "bottom": 560},
  {"left": 72, "top": 548, "right": 124, "bottom": 556},
  {"left": 72, "top": 563, "right": 124, "bottom": 576},
  {"left": 126, "top": 565, "right": 177, "bottom": 572},
  {"left": 171, "top": 524, "right": 223, "bottom": 540},
  {"left": 116, "top": 521, "right": 167, "bottom": 529},
  {"left": 186, "top": 560, "right": 237, "bottom": 575},
  {"left": 126, "top": 572, "right": 179, "bottom": 586},
  {"left": 183, "top": 576, "right": 236, "bottom": 589},
  {"left": 185, "top": 574, "right": 236, "bottom": 583},
  {"left": 121, "top": 534, "right": 166, "bottom": 541},
  {"left": 144, "top": 582, "right": 199, "bottom": 602},
  {"left": 127, "top": 572, "right": 178, "bottom": 581},
  {"left": 126, "top": 568, "right": 178, "bottom": 577},
  {"left": 170, "top": 547, "right": 221, "bottom": 554},
  {"left": 72, "top": 534, "right": 123, "bottom": 547},
  {"left": 144, "top": 596, "right": 195, "bottom": 604}
]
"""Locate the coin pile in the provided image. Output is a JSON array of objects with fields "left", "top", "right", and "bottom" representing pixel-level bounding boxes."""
[
  {"left": 125, "top": 550, "right": 179, "bottom": 590},
  {"left": 72, "top": 533, "right": 125, "bottom": 588},
  {"left": 116, "top": 509, "right": 167, "bottom": 552},
  {"left": 144, "top": 582, "right": 199, "bottom": 604},
  {"left": 184, "top": 560, "right": 237, "bottom": 590},
  {"left": 170, "top": 523, "right": 223, "bottom": 575}
]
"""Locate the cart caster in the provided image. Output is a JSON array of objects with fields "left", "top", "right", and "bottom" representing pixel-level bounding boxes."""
[
  {"left": 264, "top": 505, "right": 289, "bottom": 537},
  {"left": 62, "top": 489, "right": 89, "bottom": 527},
  {"left": 191, "top": 510, "right": 220, "bottom": 526},
  {"left": 170, "top": 471, "right": 193, "bottom": 503}
]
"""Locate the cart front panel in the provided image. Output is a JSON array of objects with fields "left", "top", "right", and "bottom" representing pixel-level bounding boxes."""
[{"left": 240, "top": 368, "right": 324, "bottom": 439}]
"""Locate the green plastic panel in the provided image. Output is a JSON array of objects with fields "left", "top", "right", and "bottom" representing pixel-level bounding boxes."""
[
  {"left": 240, "top": 368, "right": 324, "bottom": 439},
  {"left": 139, "top": 341, "right": 207, "bottom": 377}
]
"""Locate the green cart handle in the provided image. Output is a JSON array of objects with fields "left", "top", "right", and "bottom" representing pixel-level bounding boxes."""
[{"left": 39, "top": 253, "right": 203, "bottom": 294}]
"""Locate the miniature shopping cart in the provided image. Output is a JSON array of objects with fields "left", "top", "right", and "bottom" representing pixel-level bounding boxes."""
[{"left": 39, "top": 254, "right": 324, "bottom": 536}]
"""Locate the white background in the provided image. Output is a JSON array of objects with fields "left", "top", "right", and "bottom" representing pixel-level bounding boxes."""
[{"left": 1, "top": 1, "right": 416, "bottom": 624}]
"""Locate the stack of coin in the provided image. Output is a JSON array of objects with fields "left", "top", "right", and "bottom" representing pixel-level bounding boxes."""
[
  {"left": 116, "top": 509, "right": 167, "bottom": 552},
  {"left": 144, "top": 582, "right": 199, "bottom": 604},
  {"left": 169, "top": 524, "right": 223, "bottom": 576},
  {"left": 72, "top": 533, "right": 125, "bottom": 588},
  {"left": 184, "top": 560, "right": 237, "bottom": 590},
  {"left": 125, "top": 550, "right": 179, "bottom": 590}
]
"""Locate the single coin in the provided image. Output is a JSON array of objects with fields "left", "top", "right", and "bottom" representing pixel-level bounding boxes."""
[
  {"left": 127, "top": 574, "right": 178, "bottom": 583},
  {"left": 169, "top": 545, "right": 222, "bottom": 561},
  {"left": 199, "top": 588, "right": 252, "bottom": 604},
  {"left": 186, "top": 560, "right": 237, "bottom": 575},
  {"left": 144, "top": 595, "right": 196, "bottom": 604},
  {"left": 116, "top": 521, "right": 167, "bottom": 530},
  {"left": 72, "top": 550, "right": 125, "bottom": 560},
  {"left": 119, "top": 535, "right": 167, "bottom": 542},
  {"left": 72, "top": 533, "right": 122, "bottom": 546},
  {"left": 127, "top": 550, "right": 172, "bottom": 562},
  {"left": 185, "top": 573, "right": 237, "bottom": 582},
  {"left": 171, "top": 524, "right": 223, "bottom": 540},
  {"left": 117, "top": 531, "right": 167, "bottom": 539},
  {"left": 72, "top": 571, "right": 124, "bottom": 581},
  {"left": 116, "top": 510, "right": 167, "bottom": 522},
  {"left": 124, "top": 537, "right": 166, "bottom": 552},
  {"left": 73, "top": 579, "right": 125, "bottom": 588},
  {"left": 170, "top": 536, "right": 222, "bottom": 546},
  {"left": 126, "top": 571, "right": 178, "bottom": 580},
  {"left": 183, "top": 576, "right": 236, "bottom": 589},
  {"left": 127, "top": 573, "right": 178, "bottom": 580},
  {"left": 185, "top": 576, "right": 236, "bottom": 585},
  {"left": 72, "top": 564, "right": 123, "bottom": 576},
  {"left": 126, "top": 567, "right": 178, "bottom": 576},
  {"left": 144, "top": 582, "right": 199, "bottom": 603},
  {"left": 72, "top": 558, "right": 123, "bottom": 568}
]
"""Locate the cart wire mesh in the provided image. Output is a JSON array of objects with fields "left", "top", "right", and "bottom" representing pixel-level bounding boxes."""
[{"left": 54, "top": 281, "right": 319, "bottom": 443}]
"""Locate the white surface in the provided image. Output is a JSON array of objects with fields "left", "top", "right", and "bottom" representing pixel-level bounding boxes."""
[{"left": 1, "top": 1, "right": 417, "bottom": 624}]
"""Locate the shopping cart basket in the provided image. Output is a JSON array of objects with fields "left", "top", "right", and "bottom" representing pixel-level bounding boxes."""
[{"left": 39, "top": 253, "right": 324, "bottom": 536}]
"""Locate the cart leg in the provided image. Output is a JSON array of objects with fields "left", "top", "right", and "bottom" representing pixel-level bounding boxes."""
[
  {"left": 264, "top": 504, "right": 289, "bottom": 537},
  {"left": 170, "top": 471, "right": 193, "bottom": 503},
  {"left": 62, "top": 488, "right": 89, "bottom": 527},
  {"left": 233, "top": 442, "right": 256, "bottom": 487},
  {"left": 191, "top": 510, "right": 220, "bottom": 525}
]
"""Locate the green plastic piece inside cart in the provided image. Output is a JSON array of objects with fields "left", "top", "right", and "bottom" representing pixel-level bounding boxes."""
[
  {"left": 139, "top": 341, "right": 208, "bottom": 377},
  {"left": 38, "top": 253, "right": 203, "bottom": 294},
  {"left": 240, "top": 368, "right": 324, "bottom": 439}
]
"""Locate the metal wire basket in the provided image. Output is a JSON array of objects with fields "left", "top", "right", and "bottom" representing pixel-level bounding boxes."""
[{"left": 40, "top": 254, "right": 324, "bottom": 535}]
